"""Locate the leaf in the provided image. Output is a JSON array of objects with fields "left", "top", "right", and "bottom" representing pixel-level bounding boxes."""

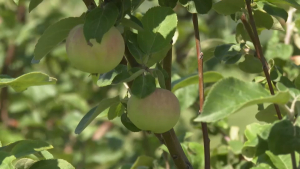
[
  {"left": 214, "top": 43, "right": 241, "bottom": 60},
  {"left": 0, "top": 140, "right": 53, "bottom": 158},
  {"left": 266, "top": 0, "right": 300, "bottom": 10},
  {"left": 236, "top": 23, "right": 251, "bottom": 43},
  {"left": 28, "top": 159, "right": 75, "bottom": 169},
  {"left": 75, "top": 96, "right": 120, "bottom": 134},
  {"left": 124, "top": 31, "right": 146, "bottom": 63},
  {"left": 263, "top": 4, "right": 288, "bottom": 22},
  {"left": 121, "top": 16, "right": 143, "bottom": 31},
  {"left": 35, "top": 150, "right": 53, "bottom": 160},
  {"left": 108, "top": 102, "right": 124, "bottom": 120},
  {"left": 268, "top": 119, "right": 300, "bottom": 155},
  {"left": 33, "top": 16, "right": 84, "bottom": 63},
  {"left": 138, "top": 6, "right": 177, "bottom": 54},
  {"left": 97, "top": 65, "right": 127, "bottom": 87},
  {"left": 265, "top": 43, "right": 293, "bottom": 60},
  {"left": 255, "top": 104, "right": 288, "bottom": 123},
  {"left": 0, "top": 151, "right": 15, "bottom": 169},
  {"left": 83, "top": 4, "right": 119, "bottom": 43},
  {"left": 265, "top": 151, "right": 293, "bottom": 169},
  {"left": 153, "top": 69, "right": 166, "bottom": 89},
  {"left": 131, "top": 155, "right": 154, "bottom": 169},
  {"left": 121, "top": 113, "right": 141, "bottom": 132},
  {"left": 14, "top": 158, "right": 35, "bottom": 169},
  {"left": 228, "top": 140, "right": 244, "bottom": 154},
  {"left": 0, "top": 72, "right": 57, "bottom": 92},
  {"left": 171, "top": 71, "right": 223, "bottom": 92},
  {"left": 112, "top": 68, "right": 145, "bottom": 85},
  {"left": 242, "top": 123, "right": 272, "bottom": 158},
  {"left": 29, "top": 0, "right": 44, "bottom": 12},
  {"left": 253, "top": 10, "right": 273, "bottom": 31},
  {"left": 194, "top": 77, "right": 291, "bottom": 123},
  {"left": 158, "top": 0, "right": 178, "bottom": 8},
  {"left": 238, "top": 55, "right": 263, "bottom": 74},
  {"left": 179, "top": 0, "right": 212, "bottom": 14},
  {"left": 131, "top": 74, "right": 156, "bottom": 99},
  {"left": 294, "top": 74, "right": 300, "bottom": 90},
  {"left": 213, "top": 0, "right": 245, "bottom": 15}
]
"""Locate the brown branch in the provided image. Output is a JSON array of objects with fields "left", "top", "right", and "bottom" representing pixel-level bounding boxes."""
[
  {"left": 192, "top": 13, "right": 210, "bottom": 169},
  {"left": 161, "top": 47, "right": 193, "bottom": 169},
  {"left": 244, "top": 0, "right": 282, "bottom": 120},
  {"left": 92, "top": 121, "right": 113, "bottom": 140}
]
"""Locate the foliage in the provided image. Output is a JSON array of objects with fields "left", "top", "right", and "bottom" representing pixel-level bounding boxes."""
[{"left": 1, "top": 0, "right": 300, "bottom": 168}]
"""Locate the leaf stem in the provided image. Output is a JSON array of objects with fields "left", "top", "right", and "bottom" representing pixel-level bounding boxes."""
[
  {"left": 192, "top": 13, "right": 210, "bottom": 169},
  {"left": 243, "top": 0, "right": 282, "bottom": 120}
]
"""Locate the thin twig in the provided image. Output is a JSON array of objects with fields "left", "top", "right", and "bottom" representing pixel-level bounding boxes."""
[
  {"left": 284, "top": 8, "right": 297, "bottom": 44},
  {"left": 244, "top": 0, "right": 282, "bottom": 120},
  {"left": 192, "top": 13, "right": 210, "bottom": 169}
]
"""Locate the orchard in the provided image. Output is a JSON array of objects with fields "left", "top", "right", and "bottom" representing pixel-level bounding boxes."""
[{"left": 1, "top": 0, "right": 300, "bottom": 169}]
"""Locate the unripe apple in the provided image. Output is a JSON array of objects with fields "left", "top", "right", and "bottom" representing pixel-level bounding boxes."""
[
  {"left": 66, "top": 24, "right": 125, "bottom": 73},
  {"left": 127, "top": 88, "right": 180, "bottom": 133}
]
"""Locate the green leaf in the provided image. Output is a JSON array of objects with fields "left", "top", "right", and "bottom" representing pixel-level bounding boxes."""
[
  {"left": 131, "top": 74, "right": 156, "bottom": 99},
  {"left": 0, "top": 151, "right": 15, "bottom": 169},
  {"left": 97, "top": 65, "right": 127, "bottom": 87},
  {"left": 236, "top": 23, "right": 251, "bottom": 43},
  {"left": 0, "top": 72, "right": 57, "bottom": 92},
  {"left": 131, "top": 0, "right": 144, "bottom": 11},
  {"left": 146, "top": 44, "right": 171, "bottom": 67},
  {"left": 35, "top": 150, "right": 53, "bottom": 160},
  {"left": 108, "top": 102, "right": 124, "bottom": 120},
  {"left": 265, "top": 43, "right": 293, "bottom": 60},
  {"left": 268, "top": 119, "right": 300, "bottom": 155},
  {"left": 213, "top": 0, "right": 245, "bottom": 15},
  {"left": 253, "top": 10, "right": 273, "bottom": 31},
  {"left": 294, "top": 74, "right": 300, "bottom": 90},
  {"left": 266, "top": 0, "right": 300, "bottom": 10},
  {"left": 83, "top": 4, "right": 119, "bottom": 43},
  {"left": 179, "top": 0, "right": 212, "bottom": 14},
  {"left": 75, "top": 96, "right": 120, "bottom": 134},
  {"left": 255, "top": 104, "right": 288, "bottom": 123},
  {"left": 153, "top": 69, "right": 166, "bottom": 89},
  {"left": 112, "top": 68, "right": 145, "bottom": 85},
  {"left": 124, "top": 31, "right": 146, "bottom": 63},
  {"left": 131, "top": 155, "right": 154, "bottom": 169},
  {"left": 14, "top": 158, "right": 35, "bottom": 169},
  {"left": 242, "top": 123, "right": 272, "bottom": 158},
  {"left": 0, "top": 140, "right": 53, "bottom": 158},
  {"left": 194, "top": 77, "right": 291, "bottom": 123},
  {"left": 228, "top": 140, "right": 244, "bottom": 154},
  {"left": 29, "top": 0, "right": 43, "bottom": 13},
  {"left": 238, "top": 55, "right": 263, "bottom": 74},
  {"left": 121, "top": 16, "right": 143, "bottom": 31},
  {"left": 33, "top": 16, "right": 84, "bottom": 63},
  {"left": 158, "top": 0, "right": 178, "bottom": 8},
  {"left": 28, "top": 159, "right": 75, "bottom": 169},
  {"left": 171, "top": 71, "right": 223, "bottom": 92},
  {"left": 121, "top": 113, "right": 141, "bottom": 132},
  {"left": 263, "top": 3, "right": 288, "bottom": 22},
  {"left": 138, "top": 6, "right": 177, "bottom": 54},
  {"left": 214, "top": 43, "right": 241, "bottom": 60},
  {"left": 265, "top": 151, "right": 293, "bottom": 169}
]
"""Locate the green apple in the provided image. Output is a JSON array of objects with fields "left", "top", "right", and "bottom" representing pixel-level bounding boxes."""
[
  {"left": 66, "top": 24, "right": 125, "bottom": 73},
  {"left": 127, "top": 88, "right": 180, "bottom": 133}
]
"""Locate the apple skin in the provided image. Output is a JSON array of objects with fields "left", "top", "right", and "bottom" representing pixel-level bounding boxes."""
[
  {"left": 66, "top": 24, "right": 125, "bottom": 73},
  {"left": 127, "top": 88, "right": 180, "bottom": 133}
]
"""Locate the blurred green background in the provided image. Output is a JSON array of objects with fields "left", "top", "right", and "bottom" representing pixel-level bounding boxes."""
[{"left": 1, "top": 0, "right": 299, "bottom": 168}]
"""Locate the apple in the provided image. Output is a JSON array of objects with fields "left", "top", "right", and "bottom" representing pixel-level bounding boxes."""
[
  {"left": 66, "top": 24, "right": 125, "bottom": 73},
  {"left": 127, "top": 88, "right": 180, "bottom": 133}
]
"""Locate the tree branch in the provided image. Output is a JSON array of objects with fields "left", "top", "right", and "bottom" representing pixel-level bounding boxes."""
[{"left": 192, "top": 13, "right": 210, "bottom": 169}]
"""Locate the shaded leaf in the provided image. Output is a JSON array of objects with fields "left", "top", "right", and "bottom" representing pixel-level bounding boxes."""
[
  {"left": 75, "top": 96, "right": 120, "bottom": 134},
  {"left": 131, "top": 155, "right": 154, "bottom": 169},
  {"left": 213, "top": 0, "right": 244, "bottom": 15},
  {"left": 153, "top": 69, "right": 166, "bottom": 89},
  {"left": 83, "top": 4, "right": 119, "bottom": 43},
  {"left": 131, "top": 74, "right": 156, "bottom": 99},
  {"left": 14, "top": 158, "right": 35, "bottom": 169},
  {"left": 121, "top": 113, "right": 141, "bottom": 132},
  {"left": 255, "top": 104, "right": 288, "bottom": 123},
  {"left": 112, "top": 68, "right": 145, "bottom": 85},
  {"left": 158, "top": 0, "right": 178, "bottom": 8},
  {"left": 179, "top": 0, "right": 212, "bottom": 14},
  {"left": 108, "top": 102, "right": 124, "bottom": 120},
  {"left": 33, "top": 16, "right": 84, "bottom": 62},
  {"left": 29, "top": 159, "right": 75, "bottom": 169},
  {"left": 97, "top": 65, "right": 127, "bottom": 87},
  {"left": 263, "top": 4, "right": 288, "bottom": 22},
  {"left": 29, "top": 0, "right": 43, "bottom": 12},
  {"left": 0, "top": 151, "right": 15, "bottom": 169},
  {"left": 238, "top": 55, "right": 263, "bottom": 74},
  {"left": 266, "top": 0, "right": 300, "bottom": 10},
  {"left": 121, "top": 16, "right": 143, "bottom": 31}
]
